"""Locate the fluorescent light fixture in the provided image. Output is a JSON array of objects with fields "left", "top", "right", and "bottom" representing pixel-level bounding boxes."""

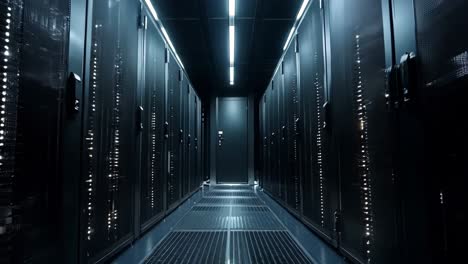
[
  {"left": 161, "top": 26, "right": 184, "bottom": 69},
  {"left": 230, "top": 66, "right": 234, "bottom": 85},
  {"left": 283, "top": 26, "right": 296, "bottom": 51},
  {"left": 296, "top": 0, "right": 310, "bottom": 21},
  {"left": 144, "top": 0, "right": 159, "bottom": 21},
  {"left": 229, "top": 0, "right": 236, "bottom": 17},
  {"left": 229, "top": 26, "right": 235, "bottom": 65}
]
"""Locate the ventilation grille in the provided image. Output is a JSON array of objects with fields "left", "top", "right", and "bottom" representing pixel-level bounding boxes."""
[
  {"left": 175, "top": 207, "right": 230, "bottom": 230},
  {"left": 144, "top": 231, "right": 227, "bottom": 264},
  {"left": 230, "top": 207, "right": 284, "bottom": 230},
  {"left": 229, "top": 231, "right": 312, "bottom": 264}
]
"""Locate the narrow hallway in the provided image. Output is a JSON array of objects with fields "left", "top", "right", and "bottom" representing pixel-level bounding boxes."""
[{"left": 115, "top": 184, "right": 344, "bottom": 264}]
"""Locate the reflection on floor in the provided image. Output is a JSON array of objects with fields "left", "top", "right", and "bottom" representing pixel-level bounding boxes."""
[{"left": 114, "top": 185, "right": 346, "bottom": 264}]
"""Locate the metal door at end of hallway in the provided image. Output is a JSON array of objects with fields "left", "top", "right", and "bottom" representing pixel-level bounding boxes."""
[{"left": 216, "top": 97, "right": 248, "bottom": 183}]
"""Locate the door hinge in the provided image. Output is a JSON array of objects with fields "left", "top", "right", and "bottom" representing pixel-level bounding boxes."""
[
  {"left": 164, "top": 48, "right": 169, "bottom": 63},
  {"left": 319, "top": 0, "right": 323, "bottom": 9}
]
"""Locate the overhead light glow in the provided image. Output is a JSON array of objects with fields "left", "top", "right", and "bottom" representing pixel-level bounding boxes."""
[
  {"left": 229, "top": 0, "right": 236, "bottom": 17},
  {"left": 144, "top": 0, "right": 159, "bottom": 21},
  {"left": 283, "top": 26, "right": 296, "bottom": 51},
  {"left": 229, "top": 26, "right": 235, "bottom": 65},
  {"left": 161, "top": 27, "right": 184, "bottom": 69},
  {"left": 228, "top": 0, "right": 236, "bottom": 85},
  {"left": 296, "top": 0, "right": 310, "bottom": 21},
  {"left": 230, "top": 66, "right": 234, "bottom": 85}
]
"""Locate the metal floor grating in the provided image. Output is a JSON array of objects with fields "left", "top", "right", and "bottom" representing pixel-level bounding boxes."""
[
  {"left": 230, "top": 207, "right": 285, "bottom": 230},
  {"left": 174, "top": 206, "right": 285, "bottom": 230},
  {"left": 210, "top": 185, "right": 253, "bottom": 191},
  {"left": 144, "top": 231, "right": 227, "bottom": 264},
  {"left": 204, "top": 191, "right": 257, "bottom": 197},
  {"left": 175, "top": 206, "right": 230, "bottom": 230},
  {"left": 229, "top": 231, "right": 313, "bottom": 264},
  {"left": 197, "top": 197, "right": 266, "bottom": 206},
  {"left": 143, "top": 185, "right": 313, "bottom": 264}
]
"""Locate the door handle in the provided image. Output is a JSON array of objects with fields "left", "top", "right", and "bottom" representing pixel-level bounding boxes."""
[
  {"left": 136, "top": 106, "right": 144, "bottom": 132},
  {"left": 164, "top": 122, "right": 169, "bottom": 139},
  {"left": 281, "top": 125, "right": 286, "bottom": 141},
  {"left": 66, "top": 72, "right": 82, "bottom": 118},
  {"left": 323, "top": 101, "right": 331, "bottom": 133},
  {"left": 179, "top": 129, "right": 184, "bottom": 144}
]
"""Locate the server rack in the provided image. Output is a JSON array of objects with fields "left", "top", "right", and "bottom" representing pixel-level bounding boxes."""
[
  {"left": 283, "top": 39, "right": 302, "bottom": 213},
  {"left": 0, "top": 0, "right": 204, "bottom": 263},
  {"left": 138, "top": 8, "right": 167, "bottom": 233},
  {"left": 258, "top": 0, "right": 467, "bottom": 263}
]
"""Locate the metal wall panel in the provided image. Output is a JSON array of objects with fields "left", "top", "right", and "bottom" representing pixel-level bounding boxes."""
[
  {"left": 139, "top": 13, "right": 166, "bottom": 228},
  {"left": 81, "top": 0, "right": 139, "bottom": 261}
]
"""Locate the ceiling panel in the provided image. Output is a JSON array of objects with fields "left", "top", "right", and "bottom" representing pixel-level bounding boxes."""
[{"left": 154, "top": 0, "right": 302, "bottom": 98}]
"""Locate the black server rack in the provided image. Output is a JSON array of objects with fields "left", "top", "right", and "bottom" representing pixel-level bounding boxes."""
[
  {"left": 389, "top": 1, "right": 468, "bottom": 262},
  {"left": 0, "top": 0, "right": 72, "bottom": 262},
  {"left": 181, "top": 75, "right": 189, "bottom": 198},
  {"left": 80, "top": 0, "right": 139, "bottom": 261},
  {"left": 283, "top": 39, "right": 302, "bottom": 213},
  {"left": 0, "top": 0, "right": 204, "bottom": 263},
  {"left": 325, "top": 1, "right": 396, "bottom": 263},
  {"left": 166, "top": 54, "right": 182, "bottom": 210},
  {"left": 258, "top": 0, "right": 467, "bottom": 263},
  {"left": 297, "top": 0, "right": 338, "bottom": 243},
  {"left": 0, "top": 0, "right": 24, "bottom": 262},
  {"left": 138, "top": 9, "right": 166, "bottom": 232},
  {"left": 276, "top": 66, "right": 287, "bottom": 202}
]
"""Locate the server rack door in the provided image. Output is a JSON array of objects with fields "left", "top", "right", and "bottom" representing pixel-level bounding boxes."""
[
  {"left": 392, "top": 0, "right": 468, "bottom": 262},
  {"left": 1, "top": 0, "right": 71, "bottom": 262},
  {"left": 1, "top": 2, "right": 21, "bottom": 261},
  {"left": 181, "top": 77, "right": 189, "bottom": 198},
  {"left": 80, "top": 0, "right": 139, "bottom": 261},
  {"left": 269, "top": 83, "right": 279, "bottom": 197},
  {"left": 275, "top": 67, "right": 287, "bottom": 202},
  {"left": 166, "top": 55, "right": 181, "bottom": 209},
  {"left": 260, "top": 96, "right": 266, "bottom": 188},
  {"left": 197, "top": 95, "right": 202, "bottom": 186},
  {"left": 283, "top": 38, "right": 301, "bottom": 212},
  {"left": 264, "top": 88, "right": 271, "bottom": 191},
  {"left": 191, "top": 91, "right": 198, "bottom": 192},
  {"left": 138, "top": 10, "right": 166, "bottom": 231},
  {"left": 298, "top": 0, "right": 337, "bottom": 242},
  {"left": 326, "top": 0, "right": 396, "bottom": 263}
]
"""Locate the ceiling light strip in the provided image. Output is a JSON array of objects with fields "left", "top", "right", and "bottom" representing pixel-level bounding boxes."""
[
  {"left": 229, "top": 0, "right": 235, "bottom": 85},
  {"left": 143, "top": 0, "right": 185, "bottom": 69},
  {"left": 296, "top": 0, "right": 310, "bottom": 21},
  {"left": 283, "top": 26, "right": 296, "bottom": 51}
]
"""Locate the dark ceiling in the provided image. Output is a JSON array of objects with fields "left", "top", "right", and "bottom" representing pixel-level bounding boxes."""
[{"left": 154, "top": 0, "right": 302, "bottom": 99}]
